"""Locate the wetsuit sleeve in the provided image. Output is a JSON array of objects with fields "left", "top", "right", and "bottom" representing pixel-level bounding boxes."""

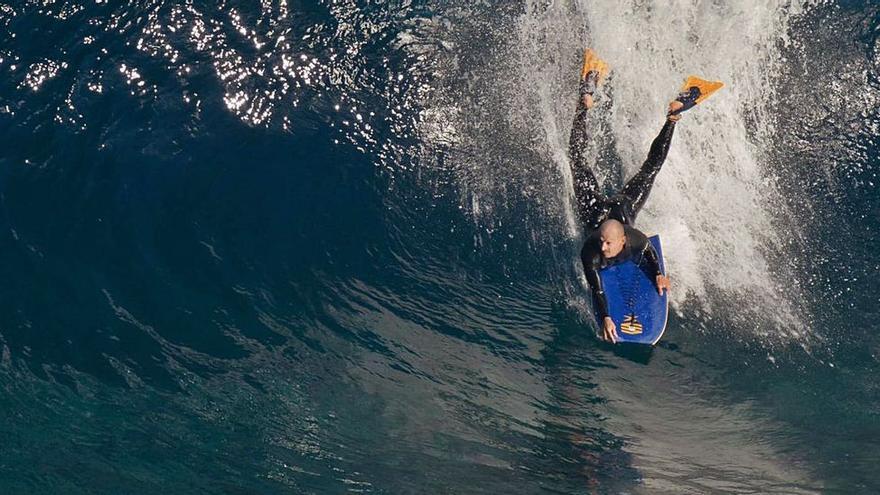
[
  {"left": 581, "top": 237, "right": 610, "bottom": 319},
  {"left": 585, "top": 266, "right": 610, "bottom": 319},
  {"left": 641, "top": 242, "right": 663, "bottom": 278},
  {"left": 626, "top": 226, "right": 662, "bottom": 278}
]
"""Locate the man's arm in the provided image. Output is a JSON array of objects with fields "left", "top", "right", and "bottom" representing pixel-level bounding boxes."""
[
  {"left": 585, "top": 266, "right": 618, "bottom": 342},
  {"left": 641, "top": 242, "right": 662, "bottom": 278},
  {"left": 581, "top": 237, "right": 610, "bottom": 318},
  {"left": 582, "top": 235, "right": 618, "bottom": 342},
  {"left": 640, "top": 242, "right": 671, "bottom": 295},
  {"left": 584, "top": 267, "right": 610, "bottom": 319}
]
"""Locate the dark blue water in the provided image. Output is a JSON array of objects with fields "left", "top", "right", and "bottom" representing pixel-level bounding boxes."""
[{"left": 0, "top": 1, "right": 878, "bottom": 493}]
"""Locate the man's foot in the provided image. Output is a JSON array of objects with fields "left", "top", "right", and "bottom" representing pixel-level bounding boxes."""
[
  {"left": 666, "top": 76, "right": 724, "bottom": 119},
  {"left": 667, "top": 100, "right": 683, "bottom": 121},
  {"left": 666, "top": 87, "right": 699, "bottom": 120},
  {"left": 579, "top": 49, "right": 609, "bottom": 108}
]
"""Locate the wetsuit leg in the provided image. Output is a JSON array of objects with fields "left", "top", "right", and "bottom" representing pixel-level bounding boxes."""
[
  {"left": 619, "top": 119, "right": 676, "bottom": 220},
  {"left": 568, "top": 97, "right": 603, "bottom": 226}
]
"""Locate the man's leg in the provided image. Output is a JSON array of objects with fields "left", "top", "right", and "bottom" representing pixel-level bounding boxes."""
[
  {"left": 569, "top": 94, "right": 603, "bottom": 224},
  {"left": 569, "top": 52, "right": 607, "bottom": 225},
  {"left": 619, "top": 117, "right": 677, "bottom": 220}
]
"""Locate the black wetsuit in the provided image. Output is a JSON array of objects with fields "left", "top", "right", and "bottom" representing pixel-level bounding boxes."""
[{"left": 569, "top": 86, "right": 675, "bottom": 317}]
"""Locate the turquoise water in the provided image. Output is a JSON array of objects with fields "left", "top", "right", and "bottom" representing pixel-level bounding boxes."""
[{"left": 0, "top": 1, "right": 878, "bottom": 493}]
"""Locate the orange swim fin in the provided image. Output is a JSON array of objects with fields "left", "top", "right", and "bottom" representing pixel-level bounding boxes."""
[
  {"left": 668, "top": 76, "right": 724, "bottom": 115},
  {"left": 580, "top": 48, "right": 609, "bottom": 90}
]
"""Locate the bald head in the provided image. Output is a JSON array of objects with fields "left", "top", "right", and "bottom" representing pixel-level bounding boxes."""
[
  {"left": 599, "top": 219, "right": 625, "bottom": 238},
  {"left": 599, "top": 219, "right": 626, "bottom": 258}
]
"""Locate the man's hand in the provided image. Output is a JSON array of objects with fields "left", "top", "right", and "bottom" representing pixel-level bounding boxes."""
[
  {"left": 656, "top": 274, "right": 671, "bottom": 295},
  {"left": 602, "top": 316, "right": 617, "bottom": 343}
]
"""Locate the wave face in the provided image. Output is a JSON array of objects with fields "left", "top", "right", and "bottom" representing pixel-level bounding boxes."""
[{"left": 0, "top": 0, "right": 878, "bottom": 493}]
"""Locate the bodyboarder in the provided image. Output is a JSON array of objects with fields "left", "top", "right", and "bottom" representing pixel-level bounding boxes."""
[{"left": 570, "top": 49, "right": 722, "bottom": 343}]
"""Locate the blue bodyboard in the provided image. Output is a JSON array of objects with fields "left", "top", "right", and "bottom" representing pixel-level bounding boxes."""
[{"left": 594, "top": 235, "right": 668, "bottom": 345}]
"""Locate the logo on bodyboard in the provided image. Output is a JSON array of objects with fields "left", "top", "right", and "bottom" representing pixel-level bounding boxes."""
[{"left": 619, "top": 314, "right": 643, "bottom": 335}]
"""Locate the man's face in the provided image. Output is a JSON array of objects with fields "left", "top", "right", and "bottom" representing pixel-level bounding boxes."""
[{"left": 600, "top": 231, "right": 626, "bottom": 258}]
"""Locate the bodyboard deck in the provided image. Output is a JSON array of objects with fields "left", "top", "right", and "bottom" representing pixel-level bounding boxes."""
[{"left": 594, "top": 235, "right": 669, "bottom": 345}]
